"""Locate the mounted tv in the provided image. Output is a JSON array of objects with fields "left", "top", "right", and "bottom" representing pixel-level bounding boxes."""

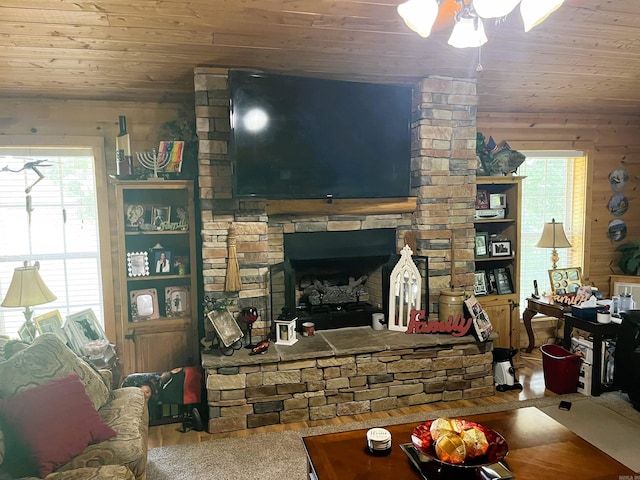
[{"left": 229, "top": 71, "right": 412, "bottom": 199}]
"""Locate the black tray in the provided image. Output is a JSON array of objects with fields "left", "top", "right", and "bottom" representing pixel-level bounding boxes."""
[{"left": 400, "top": 443, "right": 514, "bottom": 480}]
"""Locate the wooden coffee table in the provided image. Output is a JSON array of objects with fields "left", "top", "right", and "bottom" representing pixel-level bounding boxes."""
[{"left": 303, "top": 407, "right": 634, "bottom": 480}]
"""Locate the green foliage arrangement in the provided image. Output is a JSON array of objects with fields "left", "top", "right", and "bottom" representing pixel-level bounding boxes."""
[{"left": 617, "top": 240, "right": 640, "bottom": 275}]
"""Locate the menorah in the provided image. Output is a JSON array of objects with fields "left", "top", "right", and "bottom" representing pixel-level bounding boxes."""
[{"left": 136, "top": 149, "right": 170, "bottom": 178}]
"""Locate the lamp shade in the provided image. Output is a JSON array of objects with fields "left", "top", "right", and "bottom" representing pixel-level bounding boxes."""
[
  {"left": 448, "top": 16, "right": 487, "bottom": 48},
  {"left": 397, "top": 0, "right": 439, "bottom": 38},
  {"left": 520, "top": 0, "right": 564, "bottom": 32},
  {"left": 535, "top": 219, "right": 571, "bottom": 249},
  {"left": 473, "top": 0, "right": 521, "bottom": 19},
  {"left": 1, "top": 262, "right": 57, "bottom": 308}
]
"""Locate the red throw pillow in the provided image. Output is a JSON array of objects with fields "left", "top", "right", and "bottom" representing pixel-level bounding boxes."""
[{"left": 0, "top": 372, "right": 116, "bottom": 478}]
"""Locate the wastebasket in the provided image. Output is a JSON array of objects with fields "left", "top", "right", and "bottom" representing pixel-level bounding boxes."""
[{"left": 540, "top": 344, "right": 582, "bottom": 394}]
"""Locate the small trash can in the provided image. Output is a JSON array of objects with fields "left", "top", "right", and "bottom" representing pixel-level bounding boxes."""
[{"left": 540, "top": 344, "right": 582, "bottom": 394}]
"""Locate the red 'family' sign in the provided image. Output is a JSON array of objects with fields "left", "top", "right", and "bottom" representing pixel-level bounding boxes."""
[{"left": 405, "top": 309, "right": 472, "bottom": 337}]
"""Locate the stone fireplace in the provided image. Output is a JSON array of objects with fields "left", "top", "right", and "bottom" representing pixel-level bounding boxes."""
[{"left": 195, "top": 69, "right": 489, "bottom": 432}]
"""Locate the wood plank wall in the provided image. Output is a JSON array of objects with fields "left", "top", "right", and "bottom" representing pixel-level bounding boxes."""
[{"left": 478, "top": 113, "right": 640, "bottom": 294}]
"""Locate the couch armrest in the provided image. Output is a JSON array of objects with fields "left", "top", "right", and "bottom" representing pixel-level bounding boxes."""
[
  {"left": 44, "top": 465, "right": 135, "bottom": 480},
  {"left": 98, "top": 369, "right": 113, "bottom": 390}
]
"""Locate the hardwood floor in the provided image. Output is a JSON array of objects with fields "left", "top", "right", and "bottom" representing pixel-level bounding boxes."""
[{"left": 147, "top": 349, "right": 550, "bottom": 449}]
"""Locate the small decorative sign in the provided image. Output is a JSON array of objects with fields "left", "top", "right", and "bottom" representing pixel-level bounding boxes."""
[{"left": 405, "top": 310, "right": 472, "bottom": 337}]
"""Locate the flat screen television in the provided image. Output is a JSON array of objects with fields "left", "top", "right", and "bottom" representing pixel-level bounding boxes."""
[{"left": 229, "top": 71, "right": 413, "bottom": 199}]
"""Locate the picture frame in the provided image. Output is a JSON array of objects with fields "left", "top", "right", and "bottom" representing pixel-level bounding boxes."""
[
  {"left": 130, "top": 288, "right": 160, "bottom": 322},
  {"left": 165, "top": 286, "right": 191, "bottom": 317},
  {"left": 475, "top": 189, "right": 490, "bottom": 210},
  {"left": 64, "top": 309, "right": 108, "bottom": 357},
  {"left": 18, "top": 322, "right": 36, "bottom": 343},
  {"left": 124, "top": 204, "right": 145, "bottom": 231},
  {"left": 474, "top": 232, "right": 490, "bottom": 258},
  {"left": 172, "top": 254, "right": 190, "bottom": 275},
  {"left": 33, "top": 309, "right": 66, "bottom": 341},
  {"left": 127, "top": 251, "right": 149, "bottom": 277},
  {"left": 463, "top": 295, "right": 493, "bottom": 342},
  {"left": 491, "top": 240, "right": 512, "bottom": 257},
  {"left": 487, "top": 270, "right": 498, "bottom": 295},
  {"left": 548, "top": 267, "right": 582, "bottom": 295},
  {"left": 494, "top": 267, "right": 514, "bottom": 295},
  {"left": 153, "top": 249, "right": 172, "bottom": 275},
  {"left": 152, "top": 206, "right": 171, "bottom": 230},
  {"left": 474, "top": 271, "right": 489, "bottom": 296},
  {"left": 489, "top": 193, "right": 507, "bottom": 209}
]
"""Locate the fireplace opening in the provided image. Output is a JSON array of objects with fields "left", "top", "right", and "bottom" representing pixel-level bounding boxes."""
[{"left": 270, "top": 229, "right": 408, "bottom": 331}]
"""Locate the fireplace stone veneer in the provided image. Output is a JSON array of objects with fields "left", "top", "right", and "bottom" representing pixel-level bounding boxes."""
[{"left": 202, "top": 328, "right": 495, "bottom": 433}]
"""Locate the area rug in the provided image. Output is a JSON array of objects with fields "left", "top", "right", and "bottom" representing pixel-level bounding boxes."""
[
  {"left": 146, "top": 392, "right": 638, "bottom": 480},
  {"left": 540, "top": 391, "right": 640, "bottom": 472}
]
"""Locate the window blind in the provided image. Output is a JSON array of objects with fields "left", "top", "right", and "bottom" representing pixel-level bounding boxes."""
[{"left": 0, "top": 148, "right": 104, "bottom": 338}]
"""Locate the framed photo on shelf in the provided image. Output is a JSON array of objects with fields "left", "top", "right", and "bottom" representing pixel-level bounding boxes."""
[
  {"left": 548, "top": 267, "right": 582, "bottom": 295},
  {"left": 487, "top": 270, "right": 498, "bottom": 294},
  {"left": 152, "top": 206, "right": 171, "bottom": 230},
  {"left": 474, "top": 232, "right": 490, "bottom": 258},
  {"left": 33, "top": 309, "right": 66, "bottom": 341},
  {"left": 130, "top": 288, "right": 160, "bottom": 322},
  {"left": 475, "top": 189, "right": 490, "bottom": 210},
  {"left": 172, "top": 254, "right": 190, "bottom": 275},
  {"left": 474, "top": 271, "right": 489, "bottom": 296},
  {"left": 165, "top": 286, "right": 191, "bottom": 317},
  {"left": 494, "top": 267, "right": 514, "bottom": 295},
  {"left": 153, "top": 250, "right": 172, "bottom": 275},
  {"left": 127, "top": 251, "right": 149, "bottom": 277},
  {"left": 491, "top": 240, "right": 512, "bottom": 257},
  {"left": 489, "top": 193, "right": 507, "bottom": 209}
]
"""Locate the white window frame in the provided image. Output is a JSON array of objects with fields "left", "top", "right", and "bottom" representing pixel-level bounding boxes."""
[{"left": 0, "top": 135, "right": 114, "bottom": 340}]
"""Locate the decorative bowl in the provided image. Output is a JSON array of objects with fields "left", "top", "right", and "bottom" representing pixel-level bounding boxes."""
[{"left": 411, "top": 419, "right": 508, "bottom": 470}]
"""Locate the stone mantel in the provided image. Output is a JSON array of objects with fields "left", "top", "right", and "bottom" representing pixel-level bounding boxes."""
[{"left": 202, "top": 327, "right": 495, "bottom": 367}]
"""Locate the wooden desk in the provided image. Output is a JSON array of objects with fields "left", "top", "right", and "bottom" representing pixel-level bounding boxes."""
[
  {"left": 303, "top": 407, "right": 634, "bottom": 480},
  {"left": 522, "top": 297, "right": 570, "bottom": 352}
]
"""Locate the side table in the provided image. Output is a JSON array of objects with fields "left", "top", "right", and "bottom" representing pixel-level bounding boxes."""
[
  {"left": 562, "top": 314, "right": 619, "bottom": 396},
  {"left": 522, "top": 297, "right": 570, "bottom": 353}
]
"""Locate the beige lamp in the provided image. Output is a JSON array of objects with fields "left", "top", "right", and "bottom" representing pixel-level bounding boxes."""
[
  {"left": 535, "top": 218, "right": 572, "bottom": 269},
  {"left": 1, "top": 261, "right": 57, "bottom": 340}
]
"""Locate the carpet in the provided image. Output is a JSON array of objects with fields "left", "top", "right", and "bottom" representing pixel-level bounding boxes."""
[{"left": 146, "top": 392, "right": 639, "bottom": 480}]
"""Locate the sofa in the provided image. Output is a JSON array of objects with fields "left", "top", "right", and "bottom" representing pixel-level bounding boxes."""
[{"left": 0, "top": 333, "right": 148, "bottom": 480}]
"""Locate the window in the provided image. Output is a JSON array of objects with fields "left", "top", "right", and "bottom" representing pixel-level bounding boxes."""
[
  {"left": 518, "top": 151, "right": 587, "bottom": 312},
  {"left": 0, "top": 144, "right": 106, "bottom": 338}
]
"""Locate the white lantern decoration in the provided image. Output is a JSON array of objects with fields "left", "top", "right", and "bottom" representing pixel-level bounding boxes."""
[
  {"left": 388, "top": 245, "right": 422, "bottom": 332},
  {"left": 275, "top": 316, "right": 298, "bottom": 346}
]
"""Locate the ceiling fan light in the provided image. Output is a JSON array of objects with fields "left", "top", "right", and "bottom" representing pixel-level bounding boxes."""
[
  {"left": 473, "top": 0, "right": 521, "bottom": 19},
  {"left": 448, "top": 16, "right": 488, "bottom": 48},
  {"left": 397, "top": 0, "right": 439, "bottom": 38},
  {"left": 520, "top": 0, "right": 564, "bottom": 32}
]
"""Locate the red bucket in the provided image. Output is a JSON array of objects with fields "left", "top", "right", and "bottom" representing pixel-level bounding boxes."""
[{"left": 540, "top": 344, "right": 582, "bottom": 394}]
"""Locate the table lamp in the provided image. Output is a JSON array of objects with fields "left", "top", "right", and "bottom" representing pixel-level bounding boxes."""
[
  {"left": 535, "top": 218, "right": 572, "bottom": 269},
  {"left": 1, "top": 261, "right": 56, "bottom": 340}
]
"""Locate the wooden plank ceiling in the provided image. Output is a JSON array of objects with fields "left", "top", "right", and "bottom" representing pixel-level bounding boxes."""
[{"left": 1, "top": 0, "right": 639, "bottom": 115}]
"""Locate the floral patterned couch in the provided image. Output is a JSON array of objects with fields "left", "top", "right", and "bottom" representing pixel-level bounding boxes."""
[{"left": 0, "top": 334, "right": 148, "bottom": 480}]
